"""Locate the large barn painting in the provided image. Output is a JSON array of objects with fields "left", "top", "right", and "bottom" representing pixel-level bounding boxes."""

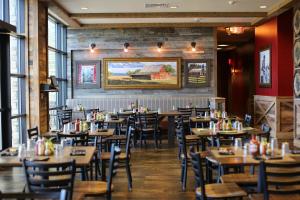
[{"left": 103, "top": 58, "right": 181, "bottom": 89}]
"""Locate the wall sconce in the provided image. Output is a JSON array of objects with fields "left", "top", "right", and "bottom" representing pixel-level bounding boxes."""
[
  {"left": 157, "top": 42, "right": 163, "bottom": 52},
  {"left": 123, "top": 42, "right": 129, "bottom": 52},
  {"left": 191, "top": 42, "right": 196, "bottom": 52},
  {"left": 90, "top": 43, "right": 96, "bottom": 53}
]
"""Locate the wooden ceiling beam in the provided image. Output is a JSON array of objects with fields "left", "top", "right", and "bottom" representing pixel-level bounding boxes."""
[
  {"left": 69, "top": 12, "right": 267, "bottom": 19},
  {"left": 47, "top": 0, "right": 81, "bottom": 27},
  {"left": 71, "top": 22, "right": 252, "bottom": 29}
]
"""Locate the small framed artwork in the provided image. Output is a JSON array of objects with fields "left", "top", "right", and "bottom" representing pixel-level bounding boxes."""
[
  {"left": 184, "top": 59, "right": 211, "bottom": 88},
  {"left": 75, "top": 60, "right": 101, "bottom": 89},
  {"left": 294, "top": 39, "right": 300, "bottom": 67},
  {"left": 259, "top": 47, "right": 272, "bottom": 88},
  {"left": 294, "top": 9, "right": 300, "bottom": 36},
  {"left": 294, "top": 70, "right": 300, "bottom": 98}
]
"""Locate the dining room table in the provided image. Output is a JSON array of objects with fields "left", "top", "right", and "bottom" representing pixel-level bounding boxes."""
[
  {"left": 0, "top": 146, "right": 96, "bottom": 180},
  {"left": 205, "top": 146, "right": 300, "bottom": 188}
]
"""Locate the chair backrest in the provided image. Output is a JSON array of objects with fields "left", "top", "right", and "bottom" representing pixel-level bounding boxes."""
[
  {"left": 189, "top": 147, "right": 206, "bottom": 200},
  {"left": 0, "top": 190, "right": 67, "bottom": 200},
  {"left": 23, "top": 159, "right": 76, "bottom": 200},
  {"left": 118, "top": 112, "right": 136, "bottom": 133},
  {"left": 57, "top": 132, "right": 89, "bottom": 146},
  {"left": 138, "top": 112, "right": 158, "bottom": 130},
  {"left": 125, "top": 122, "right": 134, "bottom": 159},
  {"left": 195, "top": 107, "right": 210, "bottom": 117},
  {"left": 177, "top": 107, "right": 193, "bottom": 120},
  {"left": 261, "top": 123, "right": 271, "bottom": 142},
  {"left": 244, "top": 114, "right": 252, "bottom": 127},
  {"left": 27, "top": 126, "right": 39, "bottom": 140},
  {"left": 106, "top": 144, "right": 121, "bottom": 194},
  {"left": 57, "top": 109, "right": 73, "bottom": 129},
  {"left": 176, "top": 121, "right": 187, "bottom": 159},
  {"left": 260, "top": 161, "right": 300, "bottom": 200}
]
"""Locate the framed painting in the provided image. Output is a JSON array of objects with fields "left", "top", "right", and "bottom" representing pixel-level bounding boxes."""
[
  {"left": 259, "top": 47, "right": 272, "bottom": 88},
  {"left": 103, "top": 57, "right": 181, "bottom": 89},
  {"left": 294, "top": 39, "right": 300, "bottom": 67},
  {"left": 74, "top": 60, "right": 101, "bottom": 89},
  {"left": 184, "top": 59, "right": 211, "bottom": 88}
]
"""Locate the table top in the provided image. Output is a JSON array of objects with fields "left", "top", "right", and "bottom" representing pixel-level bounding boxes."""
[
  {"left": 43, "top": 128, "right": 114, "bottom": 138},
  {"left": 191, "top": 127, "right": 264, "bottom": 137},
  {"left": 159, "top": 111, "right": 182, "bottom": 116},
  {"left": 207, "top": 147, "right": 297, "bottom": 166},
  {"left": 0, "top": 146, "right": 95, "bottom": 167},
  {"left": 190, "top": 117, "right": 211, "bottom": 123}
]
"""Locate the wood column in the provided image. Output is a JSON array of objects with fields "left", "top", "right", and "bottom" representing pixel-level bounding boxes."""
[{"left": 28, "top": 0, "right": 49, "bottom": 132}]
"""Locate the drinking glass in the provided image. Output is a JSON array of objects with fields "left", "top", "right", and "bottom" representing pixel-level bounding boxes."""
[
  {"left": 234, "top": 138, "right": 242, "bottom": 149},
  {"left": 281, "top": 142, "right": 290, "bottom": 156},
  {"left": 270, "top": 138, "right": 278, "bottom": 151}
]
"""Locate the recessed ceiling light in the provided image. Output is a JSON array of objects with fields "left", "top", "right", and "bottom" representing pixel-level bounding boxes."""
[
  {"left": 218, "top": 44, "right": 229, "bottom": 47},
  {"left": 170, "top": 5, "right": 179, "bottom": 9},
  {"left": 228, "top": 1, "right": 236, "bottom": 5},
  {"left": 81, "top": 7, "right": 88, "bottom": 10},
  {"left": 260, "top": 5, "right": 267, "bottom": 9}
]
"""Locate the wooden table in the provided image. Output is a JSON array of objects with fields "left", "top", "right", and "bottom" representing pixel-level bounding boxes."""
[
  {"left": 206, "top": 147, "right": 297, "bottom": 184},
  {"left": 0, "top": 146, "right": 95, "bottom": 167},
  {"left": 190, "top": 117, "right": 211, "bottom": 128},
  {"left": 43, "top": 128, "right": 114, "bottom": 138},
  {"left": 159, "top": 111, "right": 182, "bottom": 146}
]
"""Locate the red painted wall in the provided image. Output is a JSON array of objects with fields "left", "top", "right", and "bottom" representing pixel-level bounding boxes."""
[
  {"left": 277, "top": 10, "right": 293, "bottom": 96},
  {"left": 255, "top": 18, "right": 278, "bottom": 95},
  {"left": 255, "top": 9, "right": 293, "bottom": 96}
]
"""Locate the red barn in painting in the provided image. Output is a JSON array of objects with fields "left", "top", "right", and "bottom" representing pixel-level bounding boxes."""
[{"left": 130, "top": 65, "right": 171, "bottom": 80}]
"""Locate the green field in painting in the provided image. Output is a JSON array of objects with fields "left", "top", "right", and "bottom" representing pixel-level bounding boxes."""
[{"left": 108, "top": 75, "right": 177, "bottom": 85}]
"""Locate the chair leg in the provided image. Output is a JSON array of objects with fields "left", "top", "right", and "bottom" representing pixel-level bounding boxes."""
[
  {"left": 182, "top": 161, "right": 187, "bottom": 191},
  {"left": 125, "top": 160, "right": 133, "bottom": 191},
  {"left": 153, "top": 132, "right": 158, "bottom": 148}
]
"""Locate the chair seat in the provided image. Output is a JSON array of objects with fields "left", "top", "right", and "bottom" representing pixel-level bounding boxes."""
[
  {"left": 105, "top": 135, "right": 127, "bottom": 141},
  {"left": 181, "top": 151, "right": 208, "bottom": 160},
  {"left": 185, "top": 134, "right": 200, "bottom": 141},
  {"left": 221, "top": 173, "right": 258, "bottom": 185},
  {"left": 101, "top": 152, "right": 126, "bottom": 160},
  {"left": 196, "top": 183, "right": 247, "bottom": 198},
  {"left": 74, "top": 180, "right": 112, "bottom": 196},
  {"left": 249, "top": 193, "right": 300, "bottom": 200}
]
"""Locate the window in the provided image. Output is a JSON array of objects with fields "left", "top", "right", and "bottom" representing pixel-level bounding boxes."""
[
  {"left": 48, "top": 17, "right": 67, "bottom": 130},
  {"left": 9, "top": 0, "right": 26, "bottom": 147}
]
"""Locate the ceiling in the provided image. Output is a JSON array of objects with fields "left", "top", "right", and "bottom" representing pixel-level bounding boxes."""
[{"left": 50, "top": 0, "right": 295, "bottom": 28}]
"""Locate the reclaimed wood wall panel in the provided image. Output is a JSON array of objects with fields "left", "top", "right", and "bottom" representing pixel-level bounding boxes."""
[
  {"left": 28, "top": 0, "right": 49, "bottom": 132},
  {"left": 254, "top": 95, "right": 293, "bottom": 140},
  {"left": 294, "top": 2, "right": 300, "bottom": 147},
  {"left": 66, "top": 27, "right": 217, "bottom": 98}
]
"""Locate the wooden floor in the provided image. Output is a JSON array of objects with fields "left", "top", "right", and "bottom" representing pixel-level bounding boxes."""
[{"left": 0, "top": 142, "right": 196, "bottom": 199}]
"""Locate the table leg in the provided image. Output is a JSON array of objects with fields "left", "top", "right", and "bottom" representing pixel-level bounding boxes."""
[
  {"left": 168, "top": 116, "right": 175, "bottom": 146},
  {"left": 101, "top": 160, "right": 107, "bottom": 181}
]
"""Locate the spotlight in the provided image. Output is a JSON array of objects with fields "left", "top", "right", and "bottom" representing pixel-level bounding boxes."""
[
  {"left": 157, "top": 42, "right": 163, "bottom": 52},
  {"left": 124, "top": 43, "right": 129, "bottom": 52},
  {"left": 191, "top": 42, "right": 196, "bottom": 52},
  {"left": 90, "top": 43, "right": 96, "bottom": 53}
]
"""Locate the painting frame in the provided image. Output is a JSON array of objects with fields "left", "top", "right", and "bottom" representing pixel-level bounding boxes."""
[
  {"left": 74, "top": 60, "right": 101, "bottom": 89},
  {"left": 259, "top": 46, "right": 272, "bottom": 88},
  {"left": 103, "top": 57, "right": 181, "bottom": 89},
  {"left": 184, "top": 59, "right": 211, "bottom": 88}
]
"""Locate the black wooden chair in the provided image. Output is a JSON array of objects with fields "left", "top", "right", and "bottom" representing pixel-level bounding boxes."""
[
  {"left": 57, "top": 109, "right": 72, "bottom": 129},
  {"left": 23, "top": 159, "right": 76, "bottom": 200},
  {"left": 27, "top": 126, "right": 39, "bottom": 140},
  {"left": 260, "top": 123, "right": 271, "bottom": 142},
  {"left": 57, "top": 132, "right": 89, "bottom": 147},
  {"left": 101, "top": 119, "right": 134, "bottom": 191},
  {"left": 189, "top": 147, "right": 247, "bottom": 200},
  {"left": 195, "top": 107, "right": 210, "bottom": 117},
  {"left": 259, "top": 161, "right": 300, "bottom": 200},
  {"left": 0, "top": 190, "right": 68, "bottom": 200},
  {"left": 177, "top": 107, "right": 193, "bottom": 133},
  {"left": 177, "top": 116, "right": 201, "bottom": 159},
  {"left": 244, "top": 114, "right": 252, "bottom": 127},
  {"left": 138, "top": 112, "right": 160, "bottom": 148},
  {"left": 74, "top": 144, "right": 121, "bottom": 200},
  {"left": 177, "top": 123, "right": 206, "bottom": 191}
]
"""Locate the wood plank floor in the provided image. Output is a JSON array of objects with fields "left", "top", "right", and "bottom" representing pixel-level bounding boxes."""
[{"left": 0, "top": 142, "right": 196, "bottom": 199}]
